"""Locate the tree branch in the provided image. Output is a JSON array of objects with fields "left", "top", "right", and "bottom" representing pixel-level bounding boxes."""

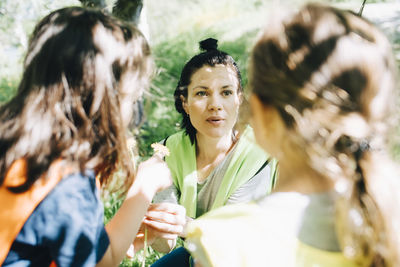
[{"left": 358, "top": 0, "right": 367, "bottom": 16}]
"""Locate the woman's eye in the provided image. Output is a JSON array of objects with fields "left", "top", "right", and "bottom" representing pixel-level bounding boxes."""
[
  {"left": 195, "top": 91, "right": 207, "bottom": 96},
  {"left": 222, "top": 90, "right": 233, "bottom": 96}
]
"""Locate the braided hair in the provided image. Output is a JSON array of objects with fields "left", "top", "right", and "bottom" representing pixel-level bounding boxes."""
[{"left": 250, "top": 4, "right": 400, "bottom": 265}]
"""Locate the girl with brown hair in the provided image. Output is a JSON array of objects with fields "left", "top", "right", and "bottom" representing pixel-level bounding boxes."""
[{"left": 0, "top": 6, "right": 171, "bottom": 267}]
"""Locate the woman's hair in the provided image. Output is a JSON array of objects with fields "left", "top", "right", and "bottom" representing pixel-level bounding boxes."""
[
  {"left": 174, "top": 38, "right": 243, "bottom": 144},
  {"left": 250, "top": 4, "right": 400, "bottom": 266},
  {"left": 0, "top": 7, "right": 153, "bottom": 193}
]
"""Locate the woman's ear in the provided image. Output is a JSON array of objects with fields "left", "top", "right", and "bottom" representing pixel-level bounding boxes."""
[{"left": 180, "top": 95, "right": 189, "bottom": 115}]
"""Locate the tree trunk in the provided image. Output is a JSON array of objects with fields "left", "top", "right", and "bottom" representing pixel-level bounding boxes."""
[
  {"left": 79, "top": 0, "right": 106, "bottom": 9},
  {"left": 112, "top": 0, "right": 143, "bottom": 25}
]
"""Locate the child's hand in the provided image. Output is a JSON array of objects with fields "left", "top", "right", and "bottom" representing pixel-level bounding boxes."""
[{"left": 130, "top": 156, "right": 172, "bottom": 200}]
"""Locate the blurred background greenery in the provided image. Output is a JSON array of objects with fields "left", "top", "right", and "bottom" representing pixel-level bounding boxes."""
[{"left": 1, "top": 0, "right": 399, "bottom": 265}]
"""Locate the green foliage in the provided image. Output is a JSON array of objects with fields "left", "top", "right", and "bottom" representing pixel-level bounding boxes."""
[
  {"left": 103, "top": 191, "right": 124, "bottom": 224},
  {"left": 118, "top": 238, "right": 184, "bottom": 267},
  {"left": 0, "top": 78, "right": 18, "bottom": 103},
  {"left": 119, "top": 247, "right": 165, "bottom": 267},
  {"left": 0, "top": 0, "right": 80, "bottom": 80}
]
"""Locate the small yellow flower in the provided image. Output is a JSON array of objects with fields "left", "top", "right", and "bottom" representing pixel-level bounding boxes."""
[{"left": 151, "top": 143, "right": 170, "bottom": 157}]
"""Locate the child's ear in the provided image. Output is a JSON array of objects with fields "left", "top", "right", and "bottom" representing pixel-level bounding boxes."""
[
  {"left": 250, "top": 94, "right": 279, "bottom": 126},
  {"left": 250, "top": 93, "right": 287, "bottom": 155},
  {"left": 250, "top": 94, "right": 275, "bottom": 144}
]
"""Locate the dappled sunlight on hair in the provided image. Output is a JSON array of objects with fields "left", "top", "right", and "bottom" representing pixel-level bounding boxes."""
[
  {"left": 0, "top": 7, "right": 153, "bottom": 194},
  {"left": 250, "top": 3, "right": 400, "bottom": 265}
]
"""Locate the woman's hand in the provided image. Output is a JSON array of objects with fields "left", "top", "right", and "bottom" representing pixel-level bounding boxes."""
[
  {"left": 126, "top": 203, "right": 187, "bottom": 255},
  {"left": 143, "top": 203, "right": 187, "bottom": 238}
]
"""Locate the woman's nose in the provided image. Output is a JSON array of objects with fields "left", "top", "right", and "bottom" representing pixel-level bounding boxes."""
[{"left": 208, "top": 94, "right": 222, "bottom": 111}]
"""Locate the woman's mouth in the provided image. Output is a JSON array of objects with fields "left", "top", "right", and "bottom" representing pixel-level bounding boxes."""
[{"left": 206, "top": 117, "right": 224, "bottom": 126}]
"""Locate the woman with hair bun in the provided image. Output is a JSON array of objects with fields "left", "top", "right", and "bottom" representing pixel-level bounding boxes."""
[{"left": 141, "top": 38, "right": 278, "bottom": 266}]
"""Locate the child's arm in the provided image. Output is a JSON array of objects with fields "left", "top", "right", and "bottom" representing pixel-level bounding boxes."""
[{"left": 97, "top": 155, "right": 172, "bottom": 267}]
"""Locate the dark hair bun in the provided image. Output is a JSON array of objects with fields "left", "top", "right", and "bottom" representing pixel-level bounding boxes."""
[{"left": 199, "top": 38, "right": 218, "bottom": 52}]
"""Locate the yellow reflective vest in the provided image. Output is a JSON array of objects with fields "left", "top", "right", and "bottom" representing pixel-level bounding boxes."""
[{"left": 185, "top": 200, "right": 361, "bottom": 267}]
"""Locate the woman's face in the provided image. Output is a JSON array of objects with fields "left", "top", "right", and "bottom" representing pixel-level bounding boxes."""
[{"left": 183, "top": 64, "right": 241, "bottom": 139}]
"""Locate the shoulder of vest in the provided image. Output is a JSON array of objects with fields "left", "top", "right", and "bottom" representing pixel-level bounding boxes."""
[{"left": 165, "top": 131, "right": 189, "bottom": 149}]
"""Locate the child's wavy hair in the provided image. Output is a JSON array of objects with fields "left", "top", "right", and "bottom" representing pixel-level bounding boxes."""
[
  {"left": 0, "top": 6, "right": 153, "bottom": 193},
  {"left": 250, "top": 4, "right": 400, "bottom": 266}
]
